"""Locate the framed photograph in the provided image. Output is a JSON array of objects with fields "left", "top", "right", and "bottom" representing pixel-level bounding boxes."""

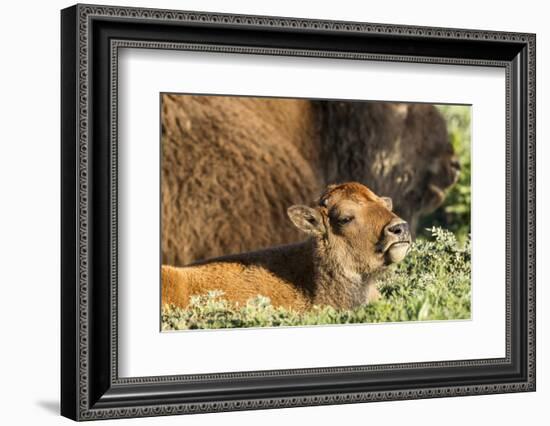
[{"left": 61, "top": 3, "right": 536, "bottom": 421}]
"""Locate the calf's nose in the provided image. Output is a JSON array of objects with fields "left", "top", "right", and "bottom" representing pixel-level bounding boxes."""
[{"left": 385, "top": 220, "right": 410, "bottom": 238}]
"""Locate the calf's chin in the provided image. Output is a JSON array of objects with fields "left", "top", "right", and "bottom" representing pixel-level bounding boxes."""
[{"left": 385, "top": 243, "right": 410, "bottom": 264}]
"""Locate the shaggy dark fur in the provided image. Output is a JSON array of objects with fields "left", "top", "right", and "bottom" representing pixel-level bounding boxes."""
[
  {"left": 161, "top": 95, "right": 458, "bottom": 266},
  {"left": 315, "top": 101, "right": 459, "bottom": 231}
]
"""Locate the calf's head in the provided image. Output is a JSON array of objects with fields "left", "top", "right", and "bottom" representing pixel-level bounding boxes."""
[{"left": 288, "top": 182, "right": 411, "bottom": 274}]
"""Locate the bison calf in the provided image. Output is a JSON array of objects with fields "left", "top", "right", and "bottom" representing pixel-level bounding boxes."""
[{"left": 162, "top": 182, "right": 411, "bottom": 311}]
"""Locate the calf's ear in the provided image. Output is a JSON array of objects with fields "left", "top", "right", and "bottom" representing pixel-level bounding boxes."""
[
  {"left": 381, "top": 196, "right": 393, "bottom": 211},
  {"left": 287, "top": 205, "right": 325, "bottom": 236}
]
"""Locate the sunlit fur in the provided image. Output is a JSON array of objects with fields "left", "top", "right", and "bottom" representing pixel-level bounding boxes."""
[{"left": 162, "top": 182, "right": 411, "bottom": 312}]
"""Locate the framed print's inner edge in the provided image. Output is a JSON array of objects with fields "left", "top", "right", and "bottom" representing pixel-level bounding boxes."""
[{"left": 110, "top": 39, "right": 511, "bottom": 386}]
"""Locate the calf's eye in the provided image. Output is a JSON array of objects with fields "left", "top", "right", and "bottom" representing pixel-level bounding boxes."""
[{"left": 337, "top": 216, "right": 354, "bottom": 225}]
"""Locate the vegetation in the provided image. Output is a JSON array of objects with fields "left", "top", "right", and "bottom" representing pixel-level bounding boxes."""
[
  {"left": 162, "top": 227, "right": 471, "bottom": 330},
  {"left": 418, "top": 105, "right": 471, "bottom": 242}
]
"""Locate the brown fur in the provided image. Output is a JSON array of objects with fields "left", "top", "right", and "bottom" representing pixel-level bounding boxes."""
[
  {"left": 161, "top": 95, "right": 458, "bottom": 266},
  {"left": 161, "top": 95, "right": 320, "bottom": 266},
  {"left": 162, "top": 182, "right": 411, "bottom": 311}
]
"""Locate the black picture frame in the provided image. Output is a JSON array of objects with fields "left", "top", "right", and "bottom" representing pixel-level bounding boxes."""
[{"left": 61, "top": 3, "right": 536, "bottom": 421}]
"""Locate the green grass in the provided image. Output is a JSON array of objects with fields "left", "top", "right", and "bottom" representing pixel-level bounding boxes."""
[{"left": 162, "top": 227, "right": 471, "bottom": 331}]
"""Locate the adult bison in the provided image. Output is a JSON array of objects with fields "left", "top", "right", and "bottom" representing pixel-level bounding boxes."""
[{"left": 161, "top": 95, "right": 459, "bottom": 266}]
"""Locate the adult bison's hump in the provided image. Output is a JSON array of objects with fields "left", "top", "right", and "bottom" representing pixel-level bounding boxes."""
[{"left": 161, "top": 95, "right": 322, "bottom": 266}]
